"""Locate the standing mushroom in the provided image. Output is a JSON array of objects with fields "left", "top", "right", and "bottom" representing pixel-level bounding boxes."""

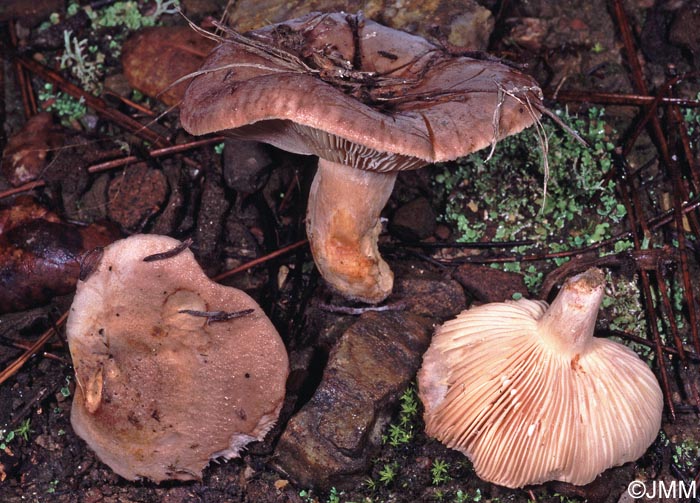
[
  {"left": 67, "top": 234, "right": 289, "bottom": 482},
  {"left": 180, "top": 12, "right": 543, "bottom": 303},
  {"left": 418, "top": 268, "right": 663, "bottom": 488}
]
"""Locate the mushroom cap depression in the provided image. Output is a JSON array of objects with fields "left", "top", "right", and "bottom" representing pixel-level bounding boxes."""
[
  {"left": 180, "top": 12, "right": 543, "bottom": 305},
  {"left": 418, "top": 268, "right": 663, "bottom": 488},
  {"left": 180, "top": 11, "right": 543, "bottom": 172},
  {"left": 67, "top": 234, "right": 289, "bottom": 482}
]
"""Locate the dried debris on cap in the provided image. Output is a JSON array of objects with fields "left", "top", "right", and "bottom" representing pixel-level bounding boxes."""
[
  {"left": 67, "top": 234, "right": 289, "bottom": 482},
  {"left": 418, "top": 268, "right": 663, "bottom": 488},
  {"left": 179, "top": 12, "right": 544, "bottom": 305},
  {"left": 180, "top": 11, "right": 544, "bottom": 171}
]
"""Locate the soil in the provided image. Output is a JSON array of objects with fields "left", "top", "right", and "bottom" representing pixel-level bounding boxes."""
[{"left": 1, "top": 1, "right": 700, "bottom": 502}]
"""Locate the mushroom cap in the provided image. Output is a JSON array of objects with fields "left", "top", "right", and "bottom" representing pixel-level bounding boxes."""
[
  {"left": 67, "top": 234, "right": 289, "bottom": 482},
  {"left": 418, "top": 270, "right": 663, "bottom": 488},
  {"left": 180, "top": 12, "right": 543, "bottom": 172}
]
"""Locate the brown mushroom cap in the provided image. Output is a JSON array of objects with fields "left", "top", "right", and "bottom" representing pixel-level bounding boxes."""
[
  {"left": 67, "top": 234, "right": 289, "bottom": 482},
  {"left": 418, "top": 268, "right": 663, "bottom": 488},
  {"left": 180, "top": 12, "right": 543, "bottom": 304},
  {"left": 180, "top": 12, "right": 542, "bottom": 171}
]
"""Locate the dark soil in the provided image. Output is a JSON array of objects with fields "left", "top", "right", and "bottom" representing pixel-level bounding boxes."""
[{"left": 1, "top": 1, "right": 700, "bottom": 502}]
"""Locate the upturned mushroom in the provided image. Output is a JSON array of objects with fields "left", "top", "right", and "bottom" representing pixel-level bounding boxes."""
[
  {"left": 67, "top": 234, "right": 289, "bottom": 482},
  {"left": 418, "top": 268, "right": 663, "bottom": 488},
  {"left": 180, "top": 12, "right": 543, "bottom": 303}
]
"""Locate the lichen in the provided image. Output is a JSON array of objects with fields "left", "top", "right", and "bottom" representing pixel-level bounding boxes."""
[{"left": 433, "top": 107, "right": 623, "bottom": 290}]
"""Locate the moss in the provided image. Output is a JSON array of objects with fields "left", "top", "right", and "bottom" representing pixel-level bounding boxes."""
[
  {"left": 671, "top": 437, "right": 700, "bottom": 472},
  {"left": 38, "top": 83, "right": 87, "bottom": 124},
  {"left": 434, "top": 107, "right": 622, "bottom": 290}
]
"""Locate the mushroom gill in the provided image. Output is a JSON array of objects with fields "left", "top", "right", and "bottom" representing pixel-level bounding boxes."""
[
  {"left": 418, "top": 268, "right": 663, "bottom": 488},
  {"left": 180, "top": 12, "right": 543, "bottom": 304}
]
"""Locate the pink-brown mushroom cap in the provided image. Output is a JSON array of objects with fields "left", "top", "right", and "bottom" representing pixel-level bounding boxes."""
[
  {"left": 180, "top": 12, "right": 543, "bottom": 304},
  {"left": 180, "top": 12, "right": 542, "bottom": 171},
  {"left": 67, "top": 234, "right": 289, "bottom": 482},
  {"left": 418, "top": 269, "right": 663, "bottom": 488}
]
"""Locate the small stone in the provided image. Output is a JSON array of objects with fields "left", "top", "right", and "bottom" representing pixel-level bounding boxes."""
[
  {"left": 223, "top": 139, "right": 273, "bottom": 194},
  {"left": 273, "top": 311, "right": 432, "bottom": 489},
  {"left": 390, "top": 267, "right": 466, "bottom": 320},
  {"left": 107, "top": 164, "right": 167, "bottom": 232},
  {"left": 390, "top": 197, "right": 437, "bottom": 241},
  {"left": 226, "top": 0, "right": 494, "bottom": 50},
  {"left": 452, "top": 263, "right": 528, "bottom": 303}
]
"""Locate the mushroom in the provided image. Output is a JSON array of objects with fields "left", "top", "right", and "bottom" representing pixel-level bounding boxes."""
[
  {"left": 417, "top": 268, "right": 663, "bottom": 488},
  {"left": 67, "top": 234, "right": 289, "bottom": 482},
  {"left": 180, "top": 12, "right": 543, "bottom": 303}
]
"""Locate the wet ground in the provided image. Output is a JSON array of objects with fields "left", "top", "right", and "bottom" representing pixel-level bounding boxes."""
[{"left": 1, "top": 0, "right": 700, "bottom": 502}]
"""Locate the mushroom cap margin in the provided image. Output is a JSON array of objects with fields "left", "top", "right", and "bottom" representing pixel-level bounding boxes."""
[
  {"left": 67, "top": 234, "right": 289, "bottom": 482},
  {"left": 180, "top": 12, "right": 543, "bottom": 171},
  {"left": 418, "top": 298, "right": 663, "bottom": 488}
]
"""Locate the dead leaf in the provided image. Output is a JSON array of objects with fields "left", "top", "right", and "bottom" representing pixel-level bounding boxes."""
[
  {"left": 452, "top": 263, "right": 527, "bottom": 303},
  {"left": 107, "top": 163, "right": 168, "bottom": 232},
  {"left": 0, "top": 195, "right": 60, "bottom": 234},
  {"left": 121, "top": 26, "right": 216, "bottom": 106},
  {"left": 0, "top": 0, "right": 63, "bottom": 25},
  {"left": 1, "top": 113, "right": 64, "bottom": 186},
  {"left": 0, "top": 200, "right": 120, "bottom": 313}
]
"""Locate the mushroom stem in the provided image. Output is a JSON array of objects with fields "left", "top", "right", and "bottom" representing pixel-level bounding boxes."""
[
  {"left": 306, "top": 159, "right": 396, "bottom": 304},
  {"left": 537, "top": 268, "right": 606, "bottom": 355}
]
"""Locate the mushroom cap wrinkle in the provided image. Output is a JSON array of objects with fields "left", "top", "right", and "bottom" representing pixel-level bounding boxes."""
[
  {"left": 418, "top": 268, "right": 663, "bottom": 488},
  {"left": 180, "top": 12, "right": 543, "bottom": 303},
  {"left": 181, "top": 12, "right": 542, "bottom": 171},
  {"left": 67, "top": 234, "right": 289, "bottom": 482}
]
